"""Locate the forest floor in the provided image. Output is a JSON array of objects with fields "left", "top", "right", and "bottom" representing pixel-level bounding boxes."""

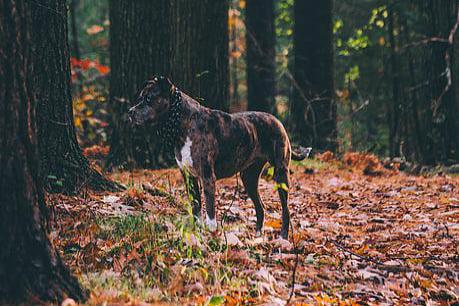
[{"left": 49, "top": 153, "right": 459, "bottom": 305}]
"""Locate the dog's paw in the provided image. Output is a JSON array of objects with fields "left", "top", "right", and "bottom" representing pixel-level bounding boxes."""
[{"left": 205, "top": 214, "right": 218, "bottom": 232}]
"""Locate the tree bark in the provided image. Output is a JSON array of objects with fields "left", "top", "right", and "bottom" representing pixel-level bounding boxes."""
[
  {"left": 31, "top": 0, "right": 117, "bottom": 193},
  {"left": 107, "top": 0, "right": 229, "bottom": 169},
  {"left": 418, "top": 0, "right": 459, "bottom": 164},
  {"left": 246, "top": 0, "right": 276, "bottom": 113},
  {"left": 291, "top": 0, "right": 336, "bottom": 151},
  {"left": 106, "top": 0, "right": 172, "bottom": 169},
  {"left": 0, "top": 0, "right": 87, "bottom": 303},
  {"left": 170, "top": 0, "right": 229, "bottom": 111}
]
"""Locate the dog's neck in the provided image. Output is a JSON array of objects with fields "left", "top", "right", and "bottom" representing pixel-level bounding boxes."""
[{"left": 156, "top": 87, "right": 189, "bottom": 149}]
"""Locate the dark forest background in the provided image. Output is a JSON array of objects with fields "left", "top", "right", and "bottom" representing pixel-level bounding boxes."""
[
  {"left": 68, "top": 0, "right": 459, "bottom": 168},
  {"left": 1, "top": 0, "right": 459, "bottom": 303}
]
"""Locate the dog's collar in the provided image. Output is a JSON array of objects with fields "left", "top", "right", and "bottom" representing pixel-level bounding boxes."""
[{"left": 156, "top": 87, "right": 185, "bottom": 149}]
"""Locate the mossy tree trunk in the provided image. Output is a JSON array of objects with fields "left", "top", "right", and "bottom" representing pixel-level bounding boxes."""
[{"left": 0, "top": 0, "right": 87, "bottom": 303}]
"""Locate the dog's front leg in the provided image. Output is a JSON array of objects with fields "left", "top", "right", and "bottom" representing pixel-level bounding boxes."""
[
  {"left": 202, "top": 170, "right": 217, "bottom": 232},
  {"left": 181, "top": 170, "right": 202, "bottom": 220}
]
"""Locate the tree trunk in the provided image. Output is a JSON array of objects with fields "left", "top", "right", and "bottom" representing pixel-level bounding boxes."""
[
  {"left": 388, "top": 2, "right": 401, "bottom": 158},
  {"left": 291, "top": 0, "right": 336, "bottom": 151},
  {"left": 230, "top": 3, "right": 240, "bottom": 108},
  {"left": 106, "top": 0, "right": 172, "bottom": 169},
  {"left": 69, "top": 0, "right": 81, "bottom": 60},
  {"left": 31, "top": 0, "right": 117, "bottom": 193},
  {"left": 0, "top": 0, "right": 87, "bottom": 303},
  {"left": 246, "top": 0, "right": 276, "bottom": 113},
  {"left": 423, "top": 0, "right": 459, "bottom": 163},
  {"left": 170, "top": 0, "right": 229, "bottom": 111},
  {"left": 411, "top": 0, "right": 459, "bottom": 164}
]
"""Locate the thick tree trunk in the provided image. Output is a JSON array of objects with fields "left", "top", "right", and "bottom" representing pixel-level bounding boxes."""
[
  {"left": 426, "top": 0, "right": 459, "bottom": 163},
  {"left": 31, "top": 0, "right": 117, "bottom": 193},
  {"left": 107, "top": 0, "right": 229, "bottom": 169},
  {"left": 422, "top": 0, "right": 459, "bottom": 163},
  {"left": 246, "top": 0, "right": 276, "bottom": 113},
  {"left": 0, "top": 0, "right": 86, "bottom": 303},
  {"left": 170, "top": 0, "right": 229, "bottom": 111},
  {"left": 291, "top": 0, "right": 336, "bottom": 151},
  {"left": 106, "top": 0, "right": 172, "bottom": 169}
]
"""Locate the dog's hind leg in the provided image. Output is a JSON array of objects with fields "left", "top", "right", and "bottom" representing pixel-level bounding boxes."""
[
  {"left": 271, "top": 140, "right": 291, "bottom": 240},
  {"left": 241, "top": 160, "right": 267, "bottom": 236},
  {"left": 275, "top": 166, "right": 290, "bottom": 239}
]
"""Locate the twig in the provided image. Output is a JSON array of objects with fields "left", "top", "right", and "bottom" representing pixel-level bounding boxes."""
[
  {"left": 329, "top": 238, "right": 457, "bottom": 276},
  {"left": 28, "top": 0, "right": 65, "bottom": 19},
  {"left": 286, "top": 176, "right": 301, "bottom": 305},
  {"left": 330, "top": 238, "right": 387, "bottom": 266},
  {"left": 285, "top": 219, "right": 299, "bottom": 305}
]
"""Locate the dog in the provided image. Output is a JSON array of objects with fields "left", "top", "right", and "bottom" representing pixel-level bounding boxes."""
[{"left": 128, "top": 76, "right": 311, "bottom": 239}]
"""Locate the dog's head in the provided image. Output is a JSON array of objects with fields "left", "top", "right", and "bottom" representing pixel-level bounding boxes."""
[{"left": 128, "top": 76, "right": 173, "bottom": 126}]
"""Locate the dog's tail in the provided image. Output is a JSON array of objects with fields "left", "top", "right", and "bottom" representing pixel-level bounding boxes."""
[{"left": 291, "top": 146, "right": 312, "bottom": 161}]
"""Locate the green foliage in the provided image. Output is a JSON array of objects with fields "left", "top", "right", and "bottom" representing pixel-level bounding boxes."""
[
  {"left": 207, "top": 295, "right": 225, "bottom": 306},
  {"left": 334, "top": 1, "right": 393, "bottom": 154},
  {"left": 291, "top": 158, "right": 330, "bottom": 170}
]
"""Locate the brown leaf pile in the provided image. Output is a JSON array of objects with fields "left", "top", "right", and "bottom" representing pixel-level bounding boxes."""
[{"left": 48, "top": 159, "right": 459, "bottom": 305}]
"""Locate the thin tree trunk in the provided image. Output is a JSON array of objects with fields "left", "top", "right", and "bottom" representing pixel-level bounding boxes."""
[
  {"left": 106, "top": 0, "right": 172, "bottom": 169},
  {"left": 70, "top": 0, "right": 81, "bottom": 60},
  {"left": 388, "top": 2, "right": 401, "bottom": 158},
  {"left": 291, "top": 0, "right": 336, "bottom": 151},
  {"left": 0, "top": 0, "right": 87, "bottom": 302},
  {"left": 170, "top": 0, "right": 229, "bottom": 111},
  {"left": 246, "top": 0, "right": 276, "bottom": 113},
  {"left": 230, "top": 4, "right": 240, "bottom": 108}
]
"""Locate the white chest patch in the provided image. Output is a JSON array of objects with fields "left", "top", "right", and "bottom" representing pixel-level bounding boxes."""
[{"left": 176, "top": 136, "right": 194, "bottom": 171}]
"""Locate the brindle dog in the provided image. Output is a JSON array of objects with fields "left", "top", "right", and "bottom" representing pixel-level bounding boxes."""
[{"left": 128, "top": 76, "right": 310, "bottom": 239}]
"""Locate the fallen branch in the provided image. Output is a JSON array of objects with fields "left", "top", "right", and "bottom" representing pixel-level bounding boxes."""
[
  {"left": 220, "top": 174, "right": 241, "bottom": 251},
  {"left": 329, "top": 238, "right": 457, "bottom": 276}
]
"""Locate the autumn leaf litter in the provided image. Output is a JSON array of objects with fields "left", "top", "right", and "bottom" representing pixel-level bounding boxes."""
[{"left": 49, "top": 152, "right": 459, "bottom": 305}]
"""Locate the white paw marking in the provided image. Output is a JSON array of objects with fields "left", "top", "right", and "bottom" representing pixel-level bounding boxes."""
[
  {"left": 206, "top": 214, "right": 217, "bottom": 232},
  {"left": 176, "top": 136, "right": 193, "bottom": 170}
]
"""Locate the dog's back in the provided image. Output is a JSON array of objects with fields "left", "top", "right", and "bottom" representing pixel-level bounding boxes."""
[{"left": 188, "top": 106, "right": 291, "bottom": 178}]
